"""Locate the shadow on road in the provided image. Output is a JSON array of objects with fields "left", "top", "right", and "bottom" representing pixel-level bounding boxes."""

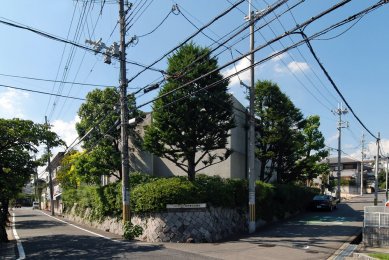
[{"left": 23, "top": 234, "right": 164, "bottom": 259}]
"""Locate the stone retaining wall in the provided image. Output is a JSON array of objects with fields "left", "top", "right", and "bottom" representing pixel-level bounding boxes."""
[
  {"left": 132, "top": 207, "right": 246, "bottom": 242},
  {"left": 64, "top": 206, "right": 246, "bottom": 243}
]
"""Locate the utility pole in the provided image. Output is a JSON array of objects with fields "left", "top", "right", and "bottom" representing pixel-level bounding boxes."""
[
  {"left": 332, "top": 103, "right": 348, "bottom": 202},
  {"left": 85, "top": 0, "right": 130, "bottom": 223},
  {"left": 246, "top": 0, "right": 258, "bottom": 234},
  {"left": 45, "top": 116, "right": 54, "bottom": 216},
  {"left": 385, "top": 154, "right": 389, "bottom": 203},
  {"left": 374, "top": 132, "right": 380, "bottom": 206},
  {"left": 119, "top": 0, "right": 130, "bottom": 223},
  {"left": 360, "top": 133, "right": 365, "bottom": 196}
]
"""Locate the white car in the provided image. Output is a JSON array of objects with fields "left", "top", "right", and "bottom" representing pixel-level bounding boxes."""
[{"left": 32, "top": 202, "right": 39, "bottom": 210}]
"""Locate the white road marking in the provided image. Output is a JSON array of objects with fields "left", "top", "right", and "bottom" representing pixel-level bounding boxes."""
[
  {"left": 12, "top": 213, "right": 26, "bottom": 260},
  {"left": 39, "top": 211, "right": 122, "bottom": 243}
]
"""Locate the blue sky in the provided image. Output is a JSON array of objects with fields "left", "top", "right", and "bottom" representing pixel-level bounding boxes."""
[{"left": 0, "top": 0, "right": 388, "bottom": 161}]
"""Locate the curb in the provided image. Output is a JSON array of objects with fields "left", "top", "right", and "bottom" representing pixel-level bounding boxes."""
[{"left": 327, "top": 228, "right": 362, "bottom": 260}]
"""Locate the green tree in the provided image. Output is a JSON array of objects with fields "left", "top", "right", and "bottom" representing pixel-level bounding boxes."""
[
  {"left": 0, "top": 118, "right": 63, "bottom": 242},
  {"left": 143, "top": 43, "right": 235, "bottom": 181},
  {"left": 253, "top": 80, "right": 304, "bottom": 183},
  {"left": 75, "top": 87, "right": 139, "bottom": 180},
  {"left": 294, "top": 115, "right": 329, "bottom": 186}
]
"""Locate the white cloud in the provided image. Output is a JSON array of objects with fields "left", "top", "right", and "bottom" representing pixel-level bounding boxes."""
[
  {"left": 51, "top": 115, "right": 80, "bottom": 147},
  {"left": 0, "top": 88, "right": 29, "bottom": 118},
  {"left": 288, "top": 61, "right": 309, "bottom": 73},
  {"left": 270, "top": 51, "right": 287, "bottom": 62},
  {"left": 273, "top": 61, "right": 309, "bottom": 75},
  {"left": 221, "top": 58, "right": 251, "bottom": 87},
  {"left": 347, "top": 139, "right": 389, "bottom": 161}
]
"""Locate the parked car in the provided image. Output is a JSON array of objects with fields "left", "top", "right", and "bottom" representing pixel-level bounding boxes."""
[
  {"left": 310, "top": 194, "right": 338, "bottom": 211},
  {"left": 32, "top": 201, "right": 39, "bottom": 210}
]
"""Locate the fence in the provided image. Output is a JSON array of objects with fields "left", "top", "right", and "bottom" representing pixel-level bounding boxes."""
[{"left": 364, "top": 206, "right": 389, "bottom": 247}]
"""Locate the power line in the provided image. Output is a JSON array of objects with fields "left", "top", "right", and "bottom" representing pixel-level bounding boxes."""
[
  {"left": 315, "top": 16, "right": 365, "bottom": 41},
  {"left": 0, "top": 17, "right": 165, "bottom": 73},
  {"left": 0, "top": 71, "right": 115, "bottom": 88},
  {"left": 131, "top": 0, "right": 288, "bottom": 95},
  {"left": 136, "top": 1, "right": 384, "bottom": 113},
  {"left": 137, "top": 5, "right": 176, "bottom": 38},
  {"left": 44, "top": 3, "right": 78, "bottom": 117},
  {"left": 301, "top": 32, "right": 378, "bottom": 140},
  {"left": 126, "top": 0, "right": 245, "bottom": 84},
  {"left": 0, "top": 84, "right": 86, "bottom": 101}
]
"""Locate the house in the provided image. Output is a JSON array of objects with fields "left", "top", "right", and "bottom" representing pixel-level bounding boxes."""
[
  {"left": 326, "top": 156, "right": 374, "bottom": 194},
  {"left": 41, "top": 152, "right": 65, "bottom": 214}
]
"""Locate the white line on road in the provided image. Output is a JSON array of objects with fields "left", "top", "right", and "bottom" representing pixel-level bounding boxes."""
[
  {"left": 40, "top": 211, "right": 122, "bottom": 243},
  {"left": 12, "top": 213, "right": 25, "bottom": 260}
]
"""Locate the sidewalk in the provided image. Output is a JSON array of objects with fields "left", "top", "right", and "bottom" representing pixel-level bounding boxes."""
[{"left": 0, "top": 222, "right": 17, "bottom": 259}]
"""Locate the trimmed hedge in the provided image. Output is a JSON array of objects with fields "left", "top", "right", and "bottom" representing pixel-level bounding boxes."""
[
  {"left": 62, "top": 173, "right": 318, "bottom": 222},
  {"left": 256, "top": 181, "right": 319, "bottom": 222},
  {"left": 130, "top": 175, "right": 248, "bottom": 213}
]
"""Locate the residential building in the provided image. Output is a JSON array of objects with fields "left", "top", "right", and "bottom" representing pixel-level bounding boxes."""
[
  {"left": 129, "top": 96, "right": 260, "bottom": 180},
  {"left": 326, "top": 156, "right": 374, "bottom": 194},
  {"left": 42, "top": 152, "right": 65, "bottom": 214}
]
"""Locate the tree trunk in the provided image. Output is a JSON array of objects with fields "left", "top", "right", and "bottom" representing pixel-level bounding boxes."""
[
  {"left": 0, "top": 198, "right": 9, "bottom": 243},
  {"left": 187, "top": 155, "right": 196, "bottom": 182}
]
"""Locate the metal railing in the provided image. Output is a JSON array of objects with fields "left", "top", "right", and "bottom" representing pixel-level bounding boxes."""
[
  {"left": 364, "top": 206, "right": 389, "bottom": 228},
  {"left": 364, "top": 206, "right": 389, "bottom": 247}
]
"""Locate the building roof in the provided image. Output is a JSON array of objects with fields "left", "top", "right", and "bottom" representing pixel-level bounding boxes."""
[{"left": 327, "top": 156, "right": 360, "bottom": 164}]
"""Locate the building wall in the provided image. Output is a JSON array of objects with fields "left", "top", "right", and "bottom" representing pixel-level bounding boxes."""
[{"left": 128, "top": 96, "right": 258, "bottom": 180}]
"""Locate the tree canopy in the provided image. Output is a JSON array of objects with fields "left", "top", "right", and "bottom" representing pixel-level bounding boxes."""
[
  {"left": 0, "top": 118, "right": 63, "bottom": 242},
  {"left": 75, "top": 87, "right": 139, "bottom": 180},
  {"left": 253, "top": 80, "right": 328, "bottom": 184},
  {"left": 143, "top": 43, "right": 235, "bottom": 181}
]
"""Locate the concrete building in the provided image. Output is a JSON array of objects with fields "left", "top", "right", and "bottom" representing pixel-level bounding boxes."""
[{"left": 129, "top": 96, "right": 259, "bottom": 180}]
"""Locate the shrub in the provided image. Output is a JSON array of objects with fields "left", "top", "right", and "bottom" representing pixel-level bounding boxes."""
[
  {"left": 131, "top": 177, "right": 199, "bottom": 213},
  {"left": 255, "top": 181, "right": 319, "bottom": 221},
  {"left": 123, "top": 221, "right": 143, "bottom": 240},
  {"left": 129, "top": 172, "right": 157, "bottom": 188}
]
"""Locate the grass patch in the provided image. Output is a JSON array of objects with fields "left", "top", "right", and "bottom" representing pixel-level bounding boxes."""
[{"left": 368, "top": 253, "right": 389, "bottom": 260}]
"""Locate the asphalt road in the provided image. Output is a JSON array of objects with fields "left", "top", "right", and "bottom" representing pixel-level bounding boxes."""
[
  {"left": 162, "top": 193, "right": 385, "bottom": 260},
  {"left": 11, "top": 208, "right": 215, "bottom": 259},
  {"left": 11, "top": 192, "right": 385, "bottom": 260}
]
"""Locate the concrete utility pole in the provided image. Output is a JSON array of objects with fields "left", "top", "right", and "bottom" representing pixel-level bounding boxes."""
[
  {"left": 360, "top": 133, "right": 365, "bottom": 196},
  {"left": 246, "top": 0, "right": 257, "bottom": 234},
  {"left": 45, "top": 116, "right": 54, "bottom": 216},
  {"left": 385, "top": 154, "right": 389, "bottom": 203},
  {"left": 332, "top": 103, "right": 348, "bottom": 201},
  {"left": 374, "top": 132, "right": 380, "bottom": 206},
  {"left": 85, "top": 0, "right": 130, "bottom": 223},
  {"left": 119, "top": 0, "right": 130, "bottom": 223}
]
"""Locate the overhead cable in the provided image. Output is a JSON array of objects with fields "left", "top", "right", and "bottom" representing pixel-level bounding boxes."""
[
  {"left": 0, "top": 17, "right": 165, "bottom": 73},
  {"left": 126, "top": 0, "right": 245, "bottom": 84},
  {"left": 0, "top": 73, "right": 115, "bottom": 88},
  {"left": 136, "top": 1, "right": 385, "bottom": 112},
  {"left": 0, "top": 84, "right": 85, "bottom": 101},
  {"left": 301, "top": 32, "right": 378, "bottom": 140}
]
